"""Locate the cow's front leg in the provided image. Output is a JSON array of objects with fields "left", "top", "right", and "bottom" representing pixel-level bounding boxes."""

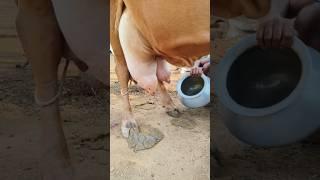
[
  {"left": 157, "top": 80, "right": 181, "bottom": 118},
  {"left": 155, "top": 57, "right": 181, "bottom": 117},
  {"left": 16, "top": 1, "right": 74, "bottom": 179}
]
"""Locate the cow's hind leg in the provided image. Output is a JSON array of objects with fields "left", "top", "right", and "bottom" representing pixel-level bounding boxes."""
[
  {"left": 117, "top": 9, "right": 160, "bottom": 137},
  {"left": 16, "top": 1, "right": 74, "bottom": 179},
  {"left": 111, "top": 6, "right": 138, "bottom": 138},
  {"left": 114, "top": 56, "right": 138, "bottom": 138}
]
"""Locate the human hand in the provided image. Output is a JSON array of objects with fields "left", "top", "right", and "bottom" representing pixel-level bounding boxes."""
[
  {"left": 257, "top": 15, "right": 296, "bottom": 48},
  {"left": 190, "top": 66, "right": 203, "bottom": 77},
  {"left": 202, "top": 61, "right": 210, "bottom": 75}
]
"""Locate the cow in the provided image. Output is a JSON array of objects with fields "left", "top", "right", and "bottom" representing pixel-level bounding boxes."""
[
  {"left": 16, "top": 0, "right": 209, "bottom": 179},
  {"left": 16, "top": 0, "right": 108, "bottom": 179},
  {"left": 110, "top": 0, "right": 210, "bottom": 137}
]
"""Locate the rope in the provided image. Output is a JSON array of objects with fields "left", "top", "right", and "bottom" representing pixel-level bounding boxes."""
[
  {"left": 35, "top": 59, "right": 70, "bottom": 107},
  {"left": 121, "top": 89, "right": 129, "bottom": 96}
]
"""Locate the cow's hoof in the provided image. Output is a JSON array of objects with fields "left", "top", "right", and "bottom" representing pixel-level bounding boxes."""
[
  {"left": 166, "top": 108, "right": 181, "bottom": 118},
  {"left": 121, "top": 119, "right": 138, "bottom": 138}
]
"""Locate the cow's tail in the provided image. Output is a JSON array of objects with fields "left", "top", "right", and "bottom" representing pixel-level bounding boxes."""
[
  {"left": 110, "top": 0, "right": 135, "bottom": 83},
  {"left": 114, "top": 0, "right": 124, "bottom": 32}
]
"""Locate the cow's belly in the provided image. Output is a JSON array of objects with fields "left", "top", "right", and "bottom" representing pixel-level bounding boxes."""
[
  {"left": 51, "top": 0, "right": 108, "bottom": 84},
  {"left": 124, "top": 0, "right": 210, "bottom": 66}
]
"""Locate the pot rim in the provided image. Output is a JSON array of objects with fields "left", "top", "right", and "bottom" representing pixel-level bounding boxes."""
[
  {"left": 177, "top": 73, "right": 210, "bottom": 100},
  {"left": 215, "top": 34, "right": 312, "bottom": 117}
]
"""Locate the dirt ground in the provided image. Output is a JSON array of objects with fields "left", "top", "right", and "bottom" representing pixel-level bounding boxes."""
[
  {"left": 0, "top": 1, "right": 107, "bottom": 179},
  {"left": 109, "top": 55, "right": 210, "bottom": 180},
  {"left": 213, "top": 36, "right": 320, "bottom": 179}
]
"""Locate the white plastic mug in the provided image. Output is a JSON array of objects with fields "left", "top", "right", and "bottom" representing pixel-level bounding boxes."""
[
  {"left": 215, "top": 34, "right": 320, "bottom": 146},
  {"left": 177, "top": 73, "right": 210, "bottom": 108}
]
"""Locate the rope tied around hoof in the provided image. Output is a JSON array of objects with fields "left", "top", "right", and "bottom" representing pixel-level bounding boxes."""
[
  {"left": 120, "top": 89, "right": 129, "bottom": 96},
  {"left": 34, "top": 59, "right": 70, "bottom": 107}
]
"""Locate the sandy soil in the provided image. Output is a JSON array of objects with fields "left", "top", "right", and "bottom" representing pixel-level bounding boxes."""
[
  {"left": 213, "top": 36, "right": 320, "bottom": 179},
  {"left": 0, "top": 1, "right": 107, "bottom": 179},
  {"left": 109, "top": 55, "right": 210, "bottom": 180},
  {"left": 0, "top": 63, "right": 108, "bottom": 180}
]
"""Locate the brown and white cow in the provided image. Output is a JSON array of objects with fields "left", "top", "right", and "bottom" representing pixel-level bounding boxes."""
[
  {"left": 16, "top": 0, "right": 108, "bottom": 179},
  {"left": 110, "top": 0, "right": 210, "bottom": 137},
  {"left": 16, "top": 0, "right": 209, "bottom": 179}
]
